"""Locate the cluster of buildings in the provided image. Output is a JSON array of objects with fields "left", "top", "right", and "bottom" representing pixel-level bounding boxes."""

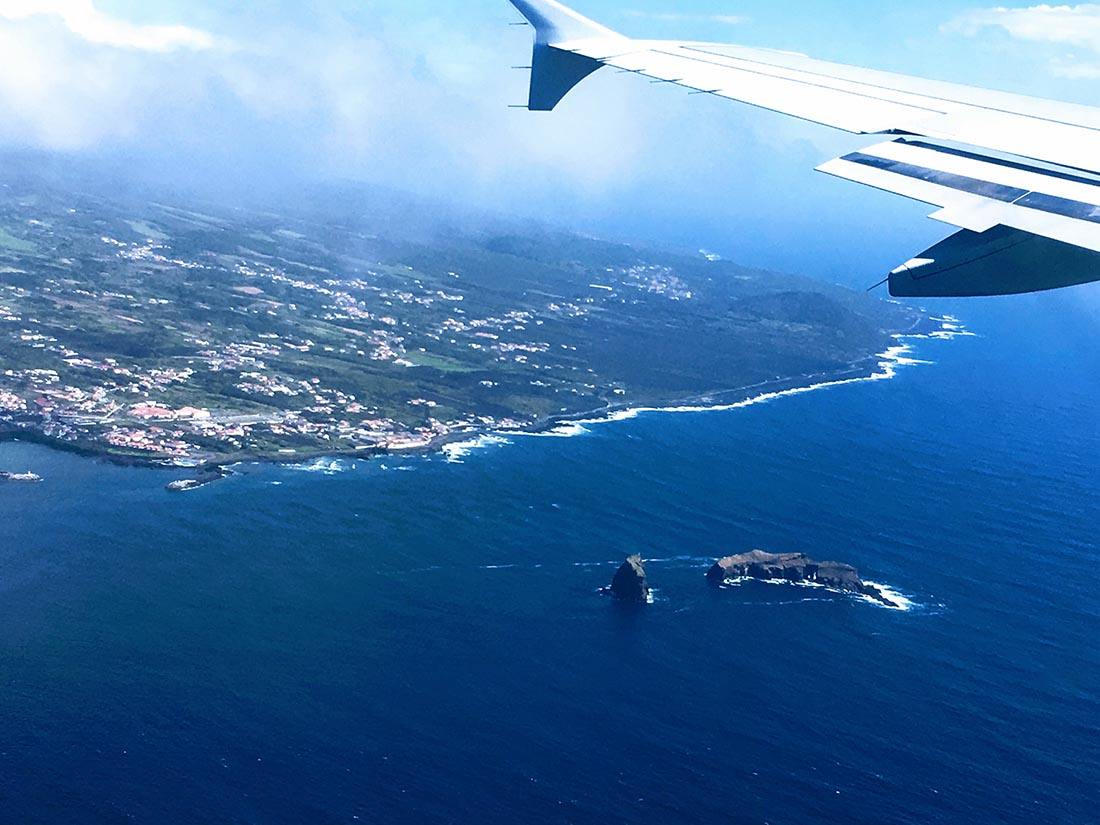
[
  {"left": 102, "top": 236, "right": 207, "bottom": 271},
  {"left": 0, "top": 212, "right": 667, "bottom": 465},
  {"left": 620, "top": 264, "right": 695, "bottom": 301},
  {"left": 104, "top": 426, "right": 192, "bottom": 456}
]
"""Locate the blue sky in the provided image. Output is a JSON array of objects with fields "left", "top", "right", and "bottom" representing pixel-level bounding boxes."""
[{"left": 1, "top": 1, "right": 1098, "bottom": 281}]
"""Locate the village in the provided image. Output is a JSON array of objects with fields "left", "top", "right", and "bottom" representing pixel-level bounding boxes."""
[
  {"left": 0, "top": 174, "right": 912, "bottom": 467},
  {"left": 0, "top": 206, "right": 638, "bottom": 464}
]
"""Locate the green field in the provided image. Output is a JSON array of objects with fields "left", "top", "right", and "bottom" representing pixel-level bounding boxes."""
[
  {"left": 126, "top": 220, "right": 169, "bottom": 241},
  {"left": 405, "top": 351, "right": 480, "bottom": 373},
  {"left": 0, "top": 227, "right": 35, "bottom": 254}
]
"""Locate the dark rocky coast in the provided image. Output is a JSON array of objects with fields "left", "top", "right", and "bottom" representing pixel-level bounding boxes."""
[
  {"left": 707, "top": 550, "right": 894, "bottom": 606},
  {"left": 601, "top": 555, "right": 652, "bottom": 603}
]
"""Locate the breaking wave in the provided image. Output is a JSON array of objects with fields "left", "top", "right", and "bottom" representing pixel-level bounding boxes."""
[
  {"left": 721, "top": 576, "right": 915, "bottom": 611},
  {"left": 441, "top": 435, "right": 511, "bottom": 463},
  {"left": 288, "top": 458, "right": 356, "bottom": 475},
  {"left": 505, "top": 317, "right": 969, "bottom": 441}
]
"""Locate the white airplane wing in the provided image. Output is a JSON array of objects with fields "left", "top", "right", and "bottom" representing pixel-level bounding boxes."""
[{"left": 507, "top": 0, "right": 1100, "bottom": 297}]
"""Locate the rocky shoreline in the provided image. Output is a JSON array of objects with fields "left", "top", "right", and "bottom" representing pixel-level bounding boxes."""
[
  {"left": 0, "top": 350, "right": 902, "bottom": 482},
  {"left": 600, "top": 550, "right": 905, "bottom": 609},
  {"left": 166, "top": 467, "right": 233, "bottom": 493},
  {"left": 600, "top": 555, "right": 652, "bottom": 603},
  {"left": 706, "top": 550, "right": 896, "bottom": 606}
]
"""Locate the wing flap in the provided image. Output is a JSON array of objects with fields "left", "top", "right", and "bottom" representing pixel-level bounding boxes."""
[
  {"left": 818, "top": 139, "right": 1100, "bottom": 253},
  {"left": 889, "top": 227, "right": 1100, "bottom": 297}
]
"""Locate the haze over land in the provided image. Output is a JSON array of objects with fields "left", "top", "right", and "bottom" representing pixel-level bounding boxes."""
[
  {"left": 2, "top": 1, "right": 1100, "bottom": 283},
  {"left": 0, "top": 160, "right": 916, "bottom": 465}
]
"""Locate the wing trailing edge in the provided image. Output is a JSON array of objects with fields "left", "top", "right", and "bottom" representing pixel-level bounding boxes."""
[{"left": 890, "top": 227, "right": 1100, "bottom": 297}]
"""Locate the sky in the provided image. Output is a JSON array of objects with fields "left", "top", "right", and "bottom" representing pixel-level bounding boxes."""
[{"left": 0, "top": 1, "right": 1099, "bottom": 283}]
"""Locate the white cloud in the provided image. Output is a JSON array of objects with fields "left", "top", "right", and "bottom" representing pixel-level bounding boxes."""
[
  {"left": 947, "top": 4, "right": 1100, "bottom": 76},
  {"left": 0, "top": 3, "right": 670, "bottom": 186},
  {"left": 0, "top": 0, "right": 214, "bottom": 52},
  {"left": 0, "top": 0, "right": 846, "bottom": 260}
]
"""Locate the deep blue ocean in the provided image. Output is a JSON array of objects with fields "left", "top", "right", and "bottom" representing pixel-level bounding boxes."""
[{"left": 0, "top": 297, "right": 1097, "bottom": 824}]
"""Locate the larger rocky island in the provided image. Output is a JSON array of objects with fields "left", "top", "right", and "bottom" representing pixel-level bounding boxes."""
[
  {"left": 707, "top": 550, "right": 895, "bottom": 606},
  {"left": 0, "top": 158, "right": 924, "bottom": 468}
]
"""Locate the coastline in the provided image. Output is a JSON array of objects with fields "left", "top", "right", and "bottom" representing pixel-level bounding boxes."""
[
  {"left": 0, "top": 315, "right": 970, "bottom": 482},
  {"left": 484, "top": 314, "right": 969, "bottom": 442}
]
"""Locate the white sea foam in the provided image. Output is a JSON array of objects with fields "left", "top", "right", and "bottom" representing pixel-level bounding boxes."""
[
  {"left": 722, "top": 576, "right": 915, "bottom": 612},
  {"left": 510, "top": 422, "right": 590, "bottom": 438},
  {"left": 441, "top": 435, "right": 510, "bottom": 463},
  {"left": 861, "top": 581, "right": 914, "bottom": 611},
  {"left": 289, "top": 457, "right": 355, "bottom": 475},
  {"left": 927, "top": 316, "right": 977, "bottom": 339},
  {"left": 644, "top": 555, "right": 720, "bottom": 565}
]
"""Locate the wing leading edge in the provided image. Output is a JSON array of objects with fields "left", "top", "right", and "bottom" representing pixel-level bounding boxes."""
[{"left": 506, "top": 0, "right": 1100, "bottom": 297}]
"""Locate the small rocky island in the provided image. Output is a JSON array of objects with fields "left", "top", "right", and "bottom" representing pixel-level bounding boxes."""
[
  {"left": 0, "top": 471, "right": 42, "bottom": 483},
  {"left": 166, "top": 467, "right": 231, "bottom": 492},
  {"left": 601, "top": 555, "right": 652, "bottom": 603},
  {"left": 707, "top": 550, "right": 894, "bottom": 606}
]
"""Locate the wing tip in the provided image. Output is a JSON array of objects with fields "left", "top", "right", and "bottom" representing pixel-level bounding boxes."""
[
  {"left": 508, "top": 0, "right": 616, "bottom": 45},
  {"left": 509, "top": 1, "right": 617, "bottom": 110}
]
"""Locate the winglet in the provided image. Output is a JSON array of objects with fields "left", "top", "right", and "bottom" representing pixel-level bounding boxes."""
[
  {"left": 508, "top": 0, "right": 623, "bottom": 110},
  {"left": 509, "top": 0, "right": 617, "bottom": 44}
]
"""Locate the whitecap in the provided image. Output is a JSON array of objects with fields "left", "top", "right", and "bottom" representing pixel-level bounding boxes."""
[
  {"left": 509, "top": 422, "right": 590, "bottom": 438},
  {"left": 860, "top": 581, "right": 915, "bottom": 611},
  {"left": 288, "top": 457, "right": 354, "bottom": 475},
  {"left": 643, "top": 555, "right": 719, "bottom": 565},
  {"left": 441, "top": 434, "right": 510, "bottom": 463},
  {"left": 720, "top": 576, "right": 916, "bottom": 611}
]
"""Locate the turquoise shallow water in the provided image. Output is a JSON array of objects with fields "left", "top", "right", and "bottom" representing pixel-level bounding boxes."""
[{"left": 0, "top": 299, "right": 1097, "bottom": 824}]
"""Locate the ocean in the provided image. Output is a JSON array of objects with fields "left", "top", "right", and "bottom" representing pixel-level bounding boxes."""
[{"left": 0, "top": 298, "right": 1096, "bottom": 824}]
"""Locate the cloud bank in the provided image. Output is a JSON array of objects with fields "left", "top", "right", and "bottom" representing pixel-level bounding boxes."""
[
  {"left": 947, "top": 4, "right": 1100, "bottom": 77},
  {"left": 0, "top": 1, "right": 801, "bottom": 204},
  {"left": 0, "top": 0, "right": 214, "bottom": 52},
  {"left": 0, "top": 1, "right": 938, "bottom": 282}
]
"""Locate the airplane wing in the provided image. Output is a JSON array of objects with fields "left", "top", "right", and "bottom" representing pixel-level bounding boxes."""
[{"left": 506, "top": 0, "right": 1100, "bottom": 297}]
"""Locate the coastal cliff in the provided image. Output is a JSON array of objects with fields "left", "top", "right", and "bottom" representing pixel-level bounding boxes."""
[{"left": 707, "top": 550, "right": 892, "bottom": 605}]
